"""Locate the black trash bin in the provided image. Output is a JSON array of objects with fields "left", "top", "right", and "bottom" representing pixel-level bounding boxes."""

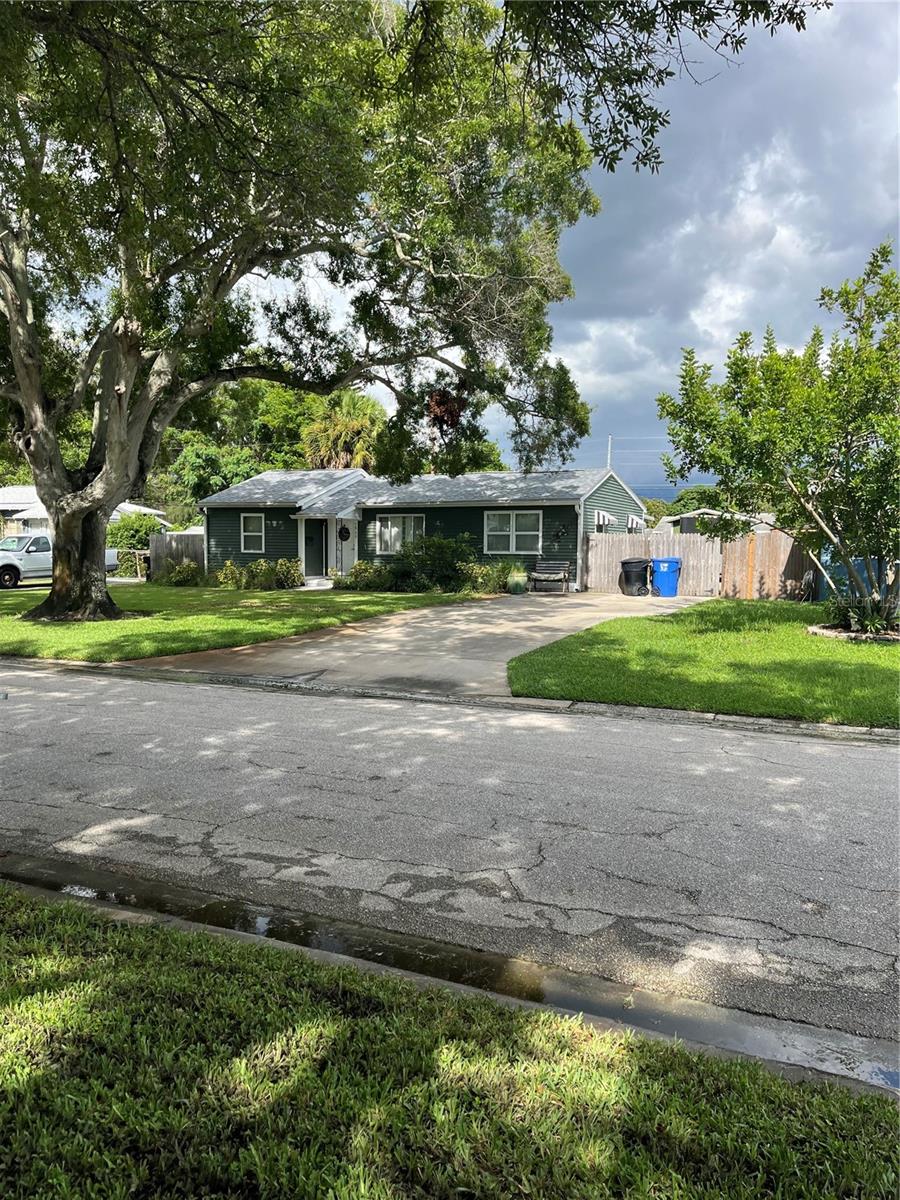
[{"left": 620, "top": 557, "right": 650, "bottom": 596}]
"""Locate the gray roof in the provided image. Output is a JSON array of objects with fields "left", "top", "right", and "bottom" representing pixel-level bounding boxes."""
[
  {"left": 200, "top": 467, "right": 638, "bottom": 514},
  {"left": 0, "top": 485, "right": 38, "bottom": 513},
  {"left": 357, "top": 470, "right": 611, "bottom": 507},
  {"left": 198, "top": 469, "right": 370, "bottom": 508}
]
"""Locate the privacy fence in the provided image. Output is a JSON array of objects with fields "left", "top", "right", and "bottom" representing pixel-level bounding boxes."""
[
  {"left": 149, "top": 532, "right": 205, "bottom": 579},
  {"left": 582, "top": 530, "right": 815, "bottom": 599}
]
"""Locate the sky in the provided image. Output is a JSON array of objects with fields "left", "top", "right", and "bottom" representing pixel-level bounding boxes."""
[{"left": 522, "top": 0, "right": 899, "bottom": 496}]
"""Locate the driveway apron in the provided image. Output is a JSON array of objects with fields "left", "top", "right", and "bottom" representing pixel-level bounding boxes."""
[{"left": 126, "top": 593, "right": 706, "bottom": 696}]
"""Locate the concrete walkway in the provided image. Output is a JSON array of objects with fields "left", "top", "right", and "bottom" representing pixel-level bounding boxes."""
[{"left": 129, "top": 592, "right": 705, "bottom": 696}]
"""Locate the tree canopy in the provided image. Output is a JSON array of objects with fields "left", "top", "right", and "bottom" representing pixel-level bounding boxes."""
[
  {"left": 0, "top": 0, "right": 826, "bottom": 617},
  {"left": 658, "top": 244, "right": 900, "bottom": 607}
]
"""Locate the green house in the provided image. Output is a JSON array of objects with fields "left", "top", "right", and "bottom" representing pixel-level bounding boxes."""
[{"left": 200, "top": 468, "right": 646, "bottom": 589}]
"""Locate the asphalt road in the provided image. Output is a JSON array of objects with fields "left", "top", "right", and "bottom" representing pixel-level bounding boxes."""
[{"left": 1, "top": 661, "right": 897, "bottom": 1039}]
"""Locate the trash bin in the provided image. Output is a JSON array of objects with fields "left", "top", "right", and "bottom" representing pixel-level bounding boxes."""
[
  {"left": 651, "top": 557, "right": 681, "bottom": 597},
  {"left": 620, "top": 557, "right": 650, "bottom": 596}
]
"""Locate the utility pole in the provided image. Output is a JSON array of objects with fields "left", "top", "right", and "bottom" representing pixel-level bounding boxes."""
[{"left": 606, "top": 435, "right": 612, "bottom": 469}]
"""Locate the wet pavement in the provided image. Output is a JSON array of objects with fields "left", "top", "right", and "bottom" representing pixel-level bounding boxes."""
[
  {"left": 1, "top": 660, "right": 897, "bottom": 1044},
  {"left": 3, "top": 853, "right": 897, "bottom": 1093}
]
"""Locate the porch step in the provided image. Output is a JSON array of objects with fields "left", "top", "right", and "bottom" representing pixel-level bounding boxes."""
[{"left": 303, "top": 576, "right": 333, "bottom": 590}]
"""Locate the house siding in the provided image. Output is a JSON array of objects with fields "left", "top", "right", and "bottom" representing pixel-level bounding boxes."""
[
  {"left": 206, "top": 507, "right": 299, "bottom": 569},
  {"left": 358, "top": 505, "right": 580, "bottom": 569},
  {"left": 582, "top": 476, "right": 644, "bottom": 534}
]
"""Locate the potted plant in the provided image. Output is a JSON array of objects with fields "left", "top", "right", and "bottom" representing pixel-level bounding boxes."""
[{"left": 506, "top": 560, "right": 528, "bottom": 594}]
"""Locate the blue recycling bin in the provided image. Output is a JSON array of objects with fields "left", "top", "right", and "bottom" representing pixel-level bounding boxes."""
[{"left": 651, "top": 557, "right": 681, "bottom": 597}]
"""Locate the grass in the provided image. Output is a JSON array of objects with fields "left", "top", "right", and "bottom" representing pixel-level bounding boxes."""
[
  {"left": 0, "top": 583, "right": 476, "bottom": 662},
  {"left": 509, "top": 600, "right": 900, "bottom": 728},
  {"left": 1, "top": 889, "right": 896, "bottom": 1199}
]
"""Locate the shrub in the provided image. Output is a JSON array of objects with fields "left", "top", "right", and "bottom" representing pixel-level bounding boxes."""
[
  {"left": 458, "top": 559, "right": 513, "bottom": 593},
  {"left": 243, "top": 558, "right": 279, "bottom": 590},
  {"left": 392, "top": 533, "right": 476, "bottom": 592},
  {"left": 217, "top": 560, "right": 244, "bottom": 589},
  {"left": 332, "top": 560, "right": 396, "bottom": 591},
  {"left": 106, "top": 512, "right": 161, "bottom": 550},
  {"left": 275, "top": 558, "right": 305, "bottom": 589},
  {"left": 825, "top": 594, "right": 899, "bottom": 634},
  {"left": 167, "top": 560, "right": 202, "bottom": 586}
]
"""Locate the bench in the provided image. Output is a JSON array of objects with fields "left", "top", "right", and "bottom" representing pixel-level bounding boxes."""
[{"left": 529, "top": 559, "right": 571, "bottom": 593}]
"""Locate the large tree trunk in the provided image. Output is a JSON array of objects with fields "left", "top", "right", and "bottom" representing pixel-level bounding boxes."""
[{"left": 24, "top": 509, "right": 121, "bottom": 621}]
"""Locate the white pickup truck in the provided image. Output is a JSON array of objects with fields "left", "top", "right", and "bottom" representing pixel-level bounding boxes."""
[{"left": 0, "top": 533, "right": 118, "bottom": 588}]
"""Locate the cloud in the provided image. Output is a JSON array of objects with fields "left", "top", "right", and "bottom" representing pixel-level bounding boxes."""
[{"left": 540, "top": 0, "right": 897, "bottom": 490}]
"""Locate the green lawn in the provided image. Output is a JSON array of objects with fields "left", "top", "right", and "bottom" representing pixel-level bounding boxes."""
[
  {"left": 509, "top": 600, "right": 899, "bottom": 728},
  {"left": 1, "top": 889, "right": 895, "bottom": 1199},
  {"left": 0, "top": 584, "right": 474, "bottom": 662}
]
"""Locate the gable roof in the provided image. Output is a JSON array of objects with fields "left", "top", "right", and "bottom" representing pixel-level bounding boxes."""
[
  {"left": 199, "top": 467, "right": 648, "bottom": 516},
  {"left": 198, "top": 469, "right": 370, "bottom": 508},
  {"left": 357, "top": 470, "right": 611, "bottom": 507}
]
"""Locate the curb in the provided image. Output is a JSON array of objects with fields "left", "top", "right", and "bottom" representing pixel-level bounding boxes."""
[
  {"left": 3, "top": 655, "right": 895, "bottom": 744},
  {"left": 6, "top": 878, "right": 895, "bottom": 1098}
]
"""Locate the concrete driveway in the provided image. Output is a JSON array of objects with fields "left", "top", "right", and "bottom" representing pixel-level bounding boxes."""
[{"left": 129, "top": 592, "right": 705, "bottom": 696}]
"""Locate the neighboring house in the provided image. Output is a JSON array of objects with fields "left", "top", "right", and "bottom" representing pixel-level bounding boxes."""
[
  {"left": 199, "top": 468, "right": 646, "bottom": 590},
  {"left": 656, "top": 508, "right": 775, "bottom": 534},
  {"left": 0, "top": 486, "right": 169, "bottom": 534}
]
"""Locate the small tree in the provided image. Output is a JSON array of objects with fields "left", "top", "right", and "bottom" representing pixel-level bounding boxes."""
[
  {"left": 639, "top": 496, "right": 670, "bottom": 526},
  {"left": 106, "top": 512, "right": 161, "bottom": 550},
  {"left": 658, "top": 245, "right": 900, "bottom": 614}
]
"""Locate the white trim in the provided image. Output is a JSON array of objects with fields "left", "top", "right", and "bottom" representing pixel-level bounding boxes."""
[
  {"left": 240, "top": 512, "right": 265, "bottom": 554},
  {"left": 375, "top": 512, "right": 425, "bottom": 555},
  {"left": 482, "top": 509, "right": 543, "bottom": 555}
]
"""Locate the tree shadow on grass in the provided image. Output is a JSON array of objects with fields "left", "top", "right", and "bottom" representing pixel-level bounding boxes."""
[
  {"left": 0, "top": 586, "right": 471, "bottom": 663},
  {"left": 1, "top": 889, "right": 895, "bottom": 1199}
]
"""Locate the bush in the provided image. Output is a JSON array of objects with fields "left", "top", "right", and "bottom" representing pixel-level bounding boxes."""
[
  {"left": 217, "top": 560, "right": 244, "bottom": 589},
  {"left": 243, "top": 558, "right": 278, "bottom": 590},
  {"left": 332, "top": 560, "right": 396, "bottom": 591},
  {"left": 825, "top": 594, "right": 899, "bottom": 634},
  {"left": 457, "top": 559, "right": 513, "bottom": 593},
  {"left": 275, "top": 558, "right": 305, "bottom": 589},
  {"left": 106, "top": 512, "right": 161, "bottom": 550},
  {"left": 392, "top": 533, "right": 476, "bottom": 592},
  {"left": 167, "top": 560, "right": 202, "bottom": 586}
]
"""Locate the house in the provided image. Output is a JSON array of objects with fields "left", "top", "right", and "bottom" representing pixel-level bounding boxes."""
[
  {"left": 199, "top": 468, "right": 646, "bottom": 590},
  {"left": 656, "top": 508, "right": 774, "bottom": 534},
  {"left": 0, "top": 486, "right": 169, "bottom": 534}
]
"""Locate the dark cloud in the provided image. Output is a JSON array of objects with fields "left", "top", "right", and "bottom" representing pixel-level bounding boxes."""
[{"left": 535, "top": 1, "right": 898, "bottom": 494}]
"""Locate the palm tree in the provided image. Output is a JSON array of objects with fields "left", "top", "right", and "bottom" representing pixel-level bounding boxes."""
[{"left": 302, "top": 390, "right": 387, "bottom": 470}]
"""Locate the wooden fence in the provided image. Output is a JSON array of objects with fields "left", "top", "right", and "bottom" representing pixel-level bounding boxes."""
[
  {"left": 149, "top": 532, "right": 205, "bottom": 579},
  {"left": 582, "top": 529, "right": 815, "bottom": 599}
]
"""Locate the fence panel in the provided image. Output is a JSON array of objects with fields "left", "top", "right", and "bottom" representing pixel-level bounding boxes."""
[
  {"left": 583, "top": 529, "right": 813, "bottom": 599},
  {"left": 149, "top": 532, "right": 205, "bottom": 579},
  {"left": 583, "top": 531, "right": 720, "bottom": 595}
]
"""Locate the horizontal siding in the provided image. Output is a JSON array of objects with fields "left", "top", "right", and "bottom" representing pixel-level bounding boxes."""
[
  {"left": 206, "top": 507, "right": 299, "bottom": 569},
  {"left": 358, "top": 505, "right": 580, "bottom": 568},
  {"left": 583, "top": 476, "right": 644, "bottom": 534}
]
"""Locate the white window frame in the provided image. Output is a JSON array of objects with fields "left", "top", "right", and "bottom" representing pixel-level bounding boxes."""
[
  {"left": 483, "top": 509, "right": 543, "bottom": 555},
  {"left": 240, "top": 512, "right": 265, "bottom": 554},
  {"left": 376, "top": 513, "right": 425, "bottom": 555}
]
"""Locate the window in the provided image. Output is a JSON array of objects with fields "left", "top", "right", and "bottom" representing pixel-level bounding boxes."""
[
  {"left": 28, "top": 537, "right": 51, "bottom": 553},
  {"left": 376, "top": 513, "right": 424, "bottom": 554},
  {"left": 240, "top": 512, "right": 265, "bottom": 553},
  {"left": 484, "top": 510, "right": 542, "bottom": 555}
]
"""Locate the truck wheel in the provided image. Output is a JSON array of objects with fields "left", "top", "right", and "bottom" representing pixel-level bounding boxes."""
[{"left": 0, "top": 566, "right": 20, "bottom": 589}]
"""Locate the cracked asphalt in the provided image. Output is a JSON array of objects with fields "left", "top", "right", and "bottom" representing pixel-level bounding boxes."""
[{"left": 1, "top": 661, "right": 897, "bottom": 1039}]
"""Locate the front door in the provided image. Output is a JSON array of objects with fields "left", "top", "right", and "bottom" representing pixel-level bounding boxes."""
[{"left": 304, "top": 519, "right": 326, "bottom": 576}]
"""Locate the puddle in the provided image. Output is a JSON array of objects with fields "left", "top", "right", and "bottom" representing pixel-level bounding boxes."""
[{"left": 1, "top": 851, "right": 896, "bottom": 1094}]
